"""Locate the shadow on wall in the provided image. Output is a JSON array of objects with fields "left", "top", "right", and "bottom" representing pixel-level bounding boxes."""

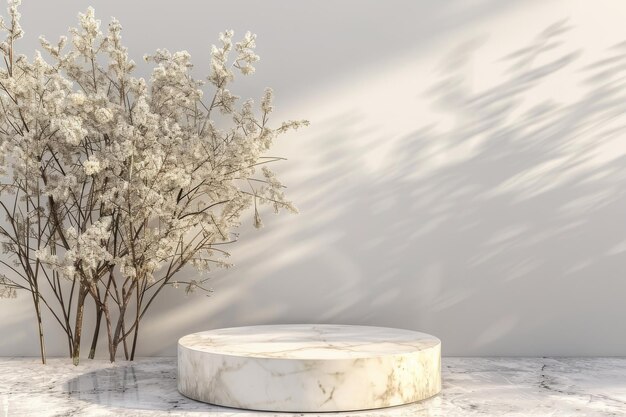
[{"left": 140, "top": 21, "right": 626, "bottom": 357}]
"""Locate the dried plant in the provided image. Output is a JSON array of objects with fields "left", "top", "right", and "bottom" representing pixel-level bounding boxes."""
[{"left": 0, "top": 0, "right": 306, "bottom": 364}]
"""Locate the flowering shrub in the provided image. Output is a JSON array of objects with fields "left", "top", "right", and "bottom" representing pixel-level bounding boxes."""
[{"left": 0, "top": 0, "right": 306, "bottom": 363}]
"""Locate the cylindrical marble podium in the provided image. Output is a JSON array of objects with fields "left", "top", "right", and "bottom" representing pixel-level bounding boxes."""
[{"left": 177, "top": 324, "right": 441, "bottom": 412}]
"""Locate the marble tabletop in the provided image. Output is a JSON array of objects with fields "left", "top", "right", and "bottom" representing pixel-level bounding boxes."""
[{"left": 1, "top": 357, "right": 625, "bottom": 416}]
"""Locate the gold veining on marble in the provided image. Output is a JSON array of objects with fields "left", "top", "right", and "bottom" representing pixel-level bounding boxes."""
[{"left": 177, "top": 324, "right": 442, "bottom": 412}]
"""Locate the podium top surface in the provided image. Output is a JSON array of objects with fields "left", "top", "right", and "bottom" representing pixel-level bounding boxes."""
[{"left": 178, "top": 324, "right": 440, "bottom": 360}]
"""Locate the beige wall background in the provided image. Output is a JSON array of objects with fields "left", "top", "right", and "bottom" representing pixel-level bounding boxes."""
[{"left": 1, "top": 0, "right": 625, "bottom": 357}]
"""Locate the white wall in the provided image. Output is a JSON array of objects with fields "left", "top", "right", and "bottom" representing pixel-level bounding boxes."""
[{"left": 1, "top": 0, "right": 625, "bottom": 357}]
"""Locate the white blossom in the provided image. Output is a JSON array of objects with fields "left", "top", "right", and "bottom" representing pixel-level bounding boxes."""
[
  {"left": 234, "top": 31, "right": 259, "bottom": 75},
  {"left": 94, "top": 107, "right": 113, "bottom": 124},
  {"left": 0, "top": 274, "right": 17, "bottom": 298},
  {"left": 83, "top": 158, "right": 101, "bottom": 175},
  {"left": 69, "top": 92, "right": 86, "bottom": 106},
  {"left": 51, "top": 116, "right": 87, "bottom": 145}
]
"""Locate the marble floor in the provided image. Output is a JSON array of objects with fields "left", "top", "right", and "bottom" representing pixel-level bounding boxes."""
[{"left": 0, "top": 357, "right": 624, "bottom": 416}]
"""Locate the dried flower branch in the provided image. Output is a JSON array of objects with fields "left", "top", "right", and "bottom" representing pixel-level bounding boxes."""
[{"left": 0, "top": 1, "right": 307, "bottom": 364}]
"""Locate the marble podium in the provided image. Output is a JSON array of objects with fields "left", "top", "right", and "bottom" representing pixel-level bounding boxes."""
[{"left": 177, "top": 324, "right": 441, "bottom": 412}]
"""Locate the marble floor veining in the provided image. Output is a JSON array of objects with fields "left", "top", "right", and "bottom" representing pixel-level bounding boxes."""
[{"left": 1, "top": 357, "right": 625, "bottom": 416}]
